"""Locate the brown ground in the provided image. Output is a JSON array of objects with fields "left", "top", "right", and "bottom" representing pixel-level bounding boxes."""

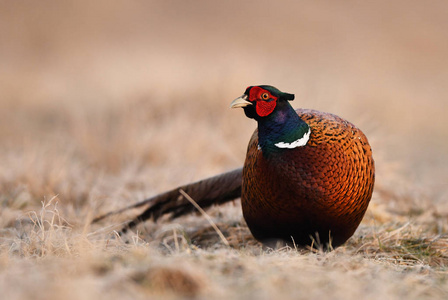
[{"left": 1, "top": 1, "right": 448, "bottom": 299}]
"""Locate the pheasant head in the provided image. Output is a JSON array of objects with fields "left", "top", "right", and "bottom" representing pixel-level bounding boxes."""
[{"left": 231, "top": 85, "right": 310, "bottom": 156}]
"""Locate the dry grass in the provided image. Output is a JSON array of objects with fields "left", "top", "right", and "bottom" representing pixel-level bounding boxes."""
[{"left": 1, "top": 1, "right": 448, "bottom": 299}]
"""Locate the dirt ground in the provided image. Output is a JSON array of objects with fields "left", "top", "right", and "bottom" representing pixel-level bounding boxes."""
[{"left": 1, "top": 1, "right": 448, "bottom": 299}]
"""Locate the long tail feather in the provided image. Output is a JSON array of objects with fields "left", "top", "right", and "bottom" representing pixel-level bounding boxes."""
[{"left": 92, "top": 167, "right": 243, "bottom": 233}]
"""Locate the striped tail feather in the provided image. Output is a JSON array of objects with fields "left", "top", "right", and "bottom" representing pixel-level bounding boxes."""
[{"left": 92, "top": 168, "right": 243, "bottom": 233}]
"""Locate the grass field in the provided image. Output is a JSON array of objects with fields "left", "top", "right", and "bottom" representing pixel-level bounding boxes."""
[{"left": 1, "top": 1, "right": 448, "bottom": 299}]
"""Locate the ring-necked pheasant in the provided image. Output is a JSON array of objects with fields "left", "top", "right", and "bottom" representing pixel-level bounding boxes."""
[{"left": 93, "top": 85, "right": 375, "bottom": 249}]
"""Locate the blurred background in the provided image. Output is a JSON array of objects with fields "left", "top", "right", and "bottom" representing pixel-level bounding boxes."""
[{"left": 0, "top": 0, "right": 447, "bottom": 218}]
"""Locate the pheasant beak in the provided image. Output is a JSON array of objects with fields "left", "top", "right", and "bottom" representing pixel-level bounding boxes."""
[{"left": 230, "top": 95, "right": 252, "bottom": 108}]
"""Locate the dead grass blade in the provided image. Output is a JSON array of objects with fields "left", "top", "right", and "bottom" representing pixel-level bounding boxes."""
[{"left": 179, "top": 189, "right": 229, "bottom": 247}]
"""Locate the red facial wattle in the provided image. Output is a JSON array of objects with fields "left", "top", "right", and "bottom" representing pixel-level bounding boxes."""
[
  {"left": 247, "top": 86, "right": 278, "bottom": 117},
  {"left": 256, "top": 101, "right": 277, "bottom": 117}
]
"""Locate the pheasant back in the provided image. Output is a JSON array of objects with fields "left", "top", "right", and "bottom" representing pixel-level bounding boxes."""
[{"left": 242, "top": 108, "right": 375, "bottom": 248}]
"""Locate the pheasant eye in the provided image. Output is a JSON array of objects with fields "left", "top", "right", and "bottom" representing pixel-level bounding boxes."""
[{"left": 261, "top": 93, "right": 270, "bottom": 100}]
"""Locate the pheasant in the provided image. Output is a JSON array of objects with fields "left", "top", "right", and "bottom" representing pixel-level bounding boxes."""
[{"left": 93, "top": 85, "right": 375, "bottom": 249}]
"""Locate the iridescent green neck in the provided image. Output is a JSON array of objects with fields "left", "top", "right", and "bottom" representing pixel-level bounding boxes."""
[{"left": 257, "top": 101, "right": 310, "bottom": 156}]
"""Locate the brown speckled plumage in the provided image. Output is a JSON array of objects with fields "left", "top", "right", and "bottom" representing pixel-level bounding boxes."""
[{"left": 242, "top": 109, "right": 374, "bottom": 247}]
